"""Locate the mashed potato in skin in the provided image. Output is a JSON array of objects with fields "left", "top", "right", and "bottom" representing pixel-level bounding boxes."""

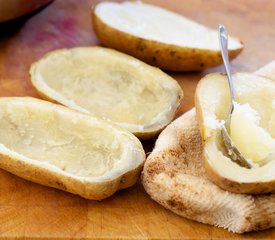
[{"left": 230, "top": 102, "right": 275, "bottom": 166}]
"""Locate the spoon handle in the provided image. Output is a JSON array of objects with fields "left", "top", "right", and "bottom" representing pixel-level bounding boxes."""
[{"left": 219, "top": 24, "right": 235, "bottom": 114}]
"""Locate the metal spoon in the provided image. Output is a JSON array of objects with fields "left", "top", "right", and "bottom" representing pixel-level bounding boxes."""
[{"left": 218, "top": 24, "right": 252, "bottom": 169}]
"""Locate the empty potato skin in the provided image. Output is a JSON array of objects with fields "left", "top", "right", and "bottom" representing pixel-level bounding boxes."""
[
  {"left": 92, "top": 11, "right": 243, "bottom": 71},
  {"left": 0, "top": 97, "right": 146, "bottom": 200},
  {"left": 34, "top": 83, "right": 175, "bottom": 140},
  {"left": 35, "top": 88, "right": 182, "bottom": 140},
  {"left": 0, "top": 152, "right": 144, "bottom": 200},
  {"left": 30, "top": 47, "right": 183, "bottom": 140}
]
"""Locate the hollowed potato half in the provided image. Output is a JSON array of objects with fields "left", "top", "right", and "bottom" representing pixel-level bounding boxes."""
[
  {"left": 0, "top": 97, "right": 145, "bottom": 200},
  {"left": 30, "top": 47, "right": 183, "bottom": 139}
]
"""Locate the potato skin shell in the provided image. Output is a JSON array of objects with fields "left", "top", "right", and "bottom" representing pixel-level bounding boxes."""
[
  {"left": 195, "top": 73, "right": 275, "bottom": 194},
  {"left": 0, "top": 152, "right": 144, "bottom": 200},
  {"left": 0, "top": 97, "right": 146, "bottom": 200},
  {"left": 30, "top": 52, "right": 183, "bottom": 140},
  {"left": 92, "top": 11, "right": 243, "bottom": 72},
  {"left": 32, "top": 84, "right": 182, "bottom": 140},
  {"left": 203, "top": 152, "right": 275, "bottom": 194}
]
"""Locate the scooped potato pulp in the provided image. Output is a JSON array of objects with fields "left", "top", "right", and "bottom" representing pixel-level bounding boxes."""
[
  {"left": 195, "top": 72, "right": 275, "bottom": 194},
  {"left": 230, "top": 102, "right": 275, "bottom": 166},
  {"left": 30, "top": 47, "right": 183, "bottom": 139},
  {"left": 92, "top": 1, "right": 243, "bottom": 71}
]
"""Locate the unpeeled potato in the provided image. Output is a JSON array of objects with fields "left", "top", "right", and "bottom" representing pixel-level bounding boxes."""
[
  {"left": 92, "top": 1, "right": 243, "bottom": 71},
  {"left": 0, "top": 97, "right": 145, "bottom": 200},
  {"left": 195, "top": 72, "right": 275, "bottom": 194},
  {"left": 30, "top": 47, "right": 183, "bottom": 140}
]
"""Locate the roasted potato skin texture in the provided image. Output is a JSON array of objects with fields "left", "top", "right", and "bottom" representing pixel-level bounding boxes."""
[
  {"left": 0, "top": 97, "right": 146, "bottom": 200},
  {"left": 0, "top": 152, "right": 144, "bottom": 200},
  {"left": 92, "top": 12, "right": 243, "bottom": 71},
  {"left": 203, "top": 149, "right": 275, "bottom": 194}
]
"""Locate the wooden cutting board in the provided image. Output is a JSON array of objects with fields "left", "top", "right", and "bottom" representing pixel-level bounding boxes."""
[{"left": 0, "top": 0, "right": 274, "bottom": 239}]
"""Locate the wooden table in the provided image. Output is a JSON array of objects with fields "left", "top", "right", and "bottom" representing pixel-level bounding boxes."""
[{"left": 0, "top": 0, "right": 274, "bottom": 239}]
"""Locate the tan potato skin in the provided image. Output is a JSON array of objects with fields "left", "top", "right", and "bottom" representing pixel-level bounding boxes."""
[
  {"left": 0, "top": 152, "right": 144, "bottom": 200},
  {"left": 203, "top": 152, "right": 275, "bottom": 194},
  {"left": 92, "top": 11, "right": 243, "bottom": 71},
  {"left": 195, "top": 73, "right": 275, "bottom": 194},
  {"left": 0, "top": 97, "right": 146, "bottom": 200}
]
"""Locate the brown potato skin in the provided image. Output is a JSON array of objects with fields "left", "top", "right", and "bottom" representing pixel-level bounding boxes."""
[
  {"left": 0, "top": 97, "right": 146, "bottom": 200},
  {"left": 0, "top": 147, "right": 145, "bottom": 201},
  {"left": 92, "top": 11, "right": 243, "bottom": 72},
  {"left": 203, "top": 151, "right": 275, "bottom": 194}
]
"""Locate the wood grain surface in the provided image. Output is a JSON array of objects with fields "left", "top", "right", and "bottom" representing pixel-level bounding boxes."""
[{"left": 0, "top": 0, "right": 274, "bottom": 239}]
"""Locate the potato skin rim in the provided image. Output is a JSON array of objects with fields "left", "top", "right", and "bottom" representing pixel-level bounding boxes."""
[
  {"left": 202, "top": 147, "right": 275, "bottom": 194},
  {"left": 30, "top": 46, "right": 183, "bottom": 140},
  {"left": 0, "top": 97, "right": 146, "bottom": 200},
  {"left": 92, "top": 8, "right": 243, "bottom": 72},
  {"left": 0, "top": 151, "right": 145, "bottom": 200},
  {"left": 195, "top": 73, "right": 275, "bottom": 194}
]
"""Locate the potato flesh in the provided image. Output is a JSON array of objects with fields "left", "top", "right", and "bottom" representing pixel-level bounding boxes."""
[
  {"left": 33, "top": 48, "right": 179, "bottom": 131},
  {"left": 201, "top": 74, "right": 275, "bottom": 140},
  {"left": 95, "top": 2, "right": 242, "bottom": 50},
  {"left": 0, "top": 100, "right": 129, "bottom": 178},
  {"left": 205, "top": 137, "right": 275, "bottom": 182},
  {"left": 269, "top": 111, "right": 275, "bottom": 138},
  {"left": 199, "top": 73, "right": 275, "bottom": 169},
  {"left": 230, "top": 103, "right": 275, "bottom": 165}
]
